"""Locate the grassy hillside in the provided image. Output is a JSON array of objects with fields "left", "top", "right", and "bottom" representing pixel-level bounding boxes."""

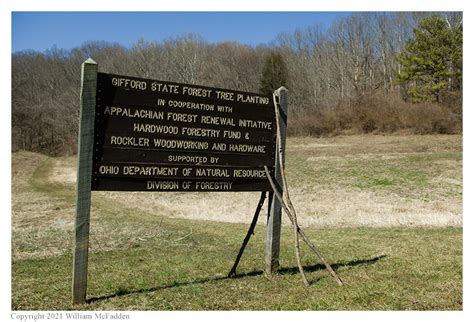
[{"left": 11, "top": 135, "right": 462, "bottom": 310}]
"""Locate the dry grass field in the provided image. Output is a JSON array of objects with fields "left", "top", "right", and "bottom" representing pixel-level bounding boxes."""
[
  {"left": 11, "top": 134, "right": 462, "bottom": 310},
  {"left": 49, "top": 134, "right": 462, "bottom": 227}
]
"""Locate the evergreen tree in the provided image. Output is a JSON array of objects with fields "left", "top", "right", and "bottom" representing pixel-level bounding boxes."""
[
  {"left": 397, "top": 14, "right": 462, "bottom": 104},
  {"left": 259, "top": 52, "right": 288, "bottom": 95}
]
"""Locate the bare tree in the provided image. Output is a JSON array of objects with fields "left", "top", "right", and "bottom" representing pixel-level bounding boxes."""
[{"left": 12, "top": 12, "right": 462, "bottom": 155}]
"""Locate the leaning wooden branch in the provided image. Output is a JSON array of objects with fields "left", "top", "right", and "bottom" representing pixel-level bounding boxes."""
[
  {"left": 272, "top": 92, "right": 309, "bottom": 286},
  {"left": 264, "top": 167, "right": 343, "bottom": 286},
  {"left": 228, "top": 192, "right": 267, "bottom": 278},
  {"left": 270, "top": 90, "right": 342, "bottom": 286}
]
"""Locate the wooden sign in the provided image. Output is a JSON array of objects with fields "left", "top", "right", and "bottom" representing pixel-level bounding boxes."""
[
  {"left": 92, "top": 72, "right": 276, "bottom": 191},
  {"left": 73, "top": 59, "right": 287, "bottom": 305}
]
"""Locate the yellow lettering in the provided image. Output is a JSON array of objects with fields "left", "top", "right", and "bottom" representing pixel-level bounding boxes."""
[
  {"left": 181, "top": 86, "right": 213, "bottom": 98},
  {"left": 110, "top": 136, "right": 150, "bottom": 147},
  {"left": 215, "top": 90, "right": 235, "bottom": 101}
]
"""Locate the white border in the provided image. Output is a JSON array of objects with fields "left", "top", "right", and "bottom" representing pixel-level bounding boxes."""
[
  {"left": 2, "top": 0, "right": 469, "bottom": 11},
  {"left": 3, "top": 1, "right": 472, "bottom": 322}
]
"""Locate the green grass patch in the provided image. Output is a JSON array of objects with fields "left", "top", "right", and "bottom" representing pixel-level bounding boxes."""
[
  {"left": 12, "top": 225, "right": 462, "bottom": 310},
  {"left": 345, "top": 164, "right": 429, "bottom": 190},
  {"left": 12, "top": 135, "right": 463, "bottom": 310},
  {"left": 286, "top": 136, "right": 461, "bottom": 202}
]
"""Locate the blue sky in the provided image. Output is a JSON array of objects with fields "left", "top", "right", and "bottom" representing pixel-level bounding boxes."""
[{"left": 12, "top": 12, "right": 351, "bottom": 53}]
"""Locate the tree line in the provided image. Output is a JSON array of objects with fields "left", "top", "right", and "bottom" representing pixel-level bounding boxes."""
[{"left": 12, "top": 12, "right": 462, "bottom": 156}]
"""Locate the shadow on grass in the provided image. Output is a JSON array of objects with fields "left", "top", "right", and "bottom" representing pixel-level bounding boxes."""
[
  {"left": 87, "top": 254, "right": 386, "bottom": 304},
  {"left": 278, "top": 254, "right": 387, "bottom": 276}
]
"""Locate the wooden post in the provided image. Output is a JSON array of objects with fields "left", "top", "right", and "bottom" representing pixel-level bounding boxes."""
[
  {"left": 72, "top": 58, "right": 97, "bottom": 305},
  {"left": 265, "top": 87, "right": 288, "bottom": 274}
]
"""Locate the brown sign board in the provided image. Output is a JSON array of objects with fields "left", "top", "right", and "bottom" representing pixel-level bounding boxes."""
[{"left": 92, "top": 72, "right": 276, "bottom": 191}]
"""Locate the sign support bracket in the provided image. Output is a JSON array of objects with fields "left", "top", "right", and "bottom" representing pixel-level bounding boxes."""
[{"left": 228, "top": 191, "right": 267, "bottom": 278}]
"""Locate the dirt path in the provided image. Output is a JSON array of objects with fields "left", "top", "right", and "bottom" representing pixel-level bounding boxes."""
[
  {"left": 12, "top": 151, "right": 76, "bottom": 231},
  {"left": 12, "top": 152, "right": 75, "bottom": 259}
]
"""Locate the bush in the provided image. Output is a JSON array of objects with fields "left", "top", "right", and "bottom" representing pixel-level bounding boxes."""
[{"left": 287, "top": 93, "right": 461, "bottom": 136}]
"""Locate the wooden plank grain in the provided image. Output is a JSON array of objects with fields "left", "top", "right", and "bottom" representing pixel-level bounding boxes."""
[
  {"left": 95, "top": 147, "right": 275, "bottom": 167},
  {"left": 92, "top": 71, "right": 278, "bottom": 193},
  {"left": 92, "top": 177, "right": 272, "bottom": 192},
  {"left": 97, "top": 72, "right": 273, "bottom": 109},
  {"left": 92, "top": 162, "right": 272, "bottom": 180},
  {"left": 94, "top": 110, "right": 276, "bottom": 142},
  {"left": 72, "top": 58, "right": 97, "bottom": 305},
  {"left": 265, "top": 87, "right": 288, "bottom": 274}
]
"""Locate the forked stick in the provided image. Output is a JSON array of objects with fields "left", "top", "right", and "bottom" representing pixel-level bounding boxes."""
[{"left": 264, "top": 166, "right": 343, "bottom": 286}]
